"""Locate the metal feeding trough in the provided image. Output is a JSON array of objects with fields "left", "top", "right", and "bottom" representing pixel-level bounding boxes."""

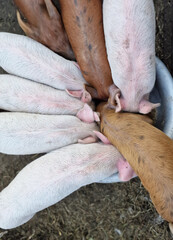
[{"left": 99, "top": 57, "right": 173, "bottom": 183}]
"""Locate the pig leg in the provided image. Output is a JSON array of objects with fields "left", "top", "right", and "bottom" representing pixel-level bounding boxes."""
[{"left": 94, "top": 131, "right": 136, "bottom": 181}]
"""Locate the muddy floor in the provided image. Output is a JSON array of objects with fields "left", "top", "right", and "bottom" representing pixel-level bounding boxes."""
[{"left": 0, "top": 0, "right": 173, "bottom": 239}]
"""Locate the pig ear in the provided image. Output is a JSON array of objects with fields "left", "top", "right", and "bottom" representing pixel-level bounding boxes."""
[
  {"left": 77, "top": 104, "right": 100, "bottom": 123},
  {"left": 66, "top": 89, "right": 91, "bottom": 103},
  {"left": 139, "top": 101, "right": 161, "bottom": 114},
  {"left": 66, "top": 89, "right": 83, "bottom": 98},
  {"left": 44, "top": 0, "right": 59, "bottom": 19},
  {"left": 78, "top": 136, "right": 97, "bottom": 144},
  {"left": 17, "top": 11, "right": 33, "bottom": 36},
  {"left": 93, "top": 131, "right": 111, "bottom": 144},
  {"left": 169, "top": 223, "right": 173, "bottom": 234},
  {"left": 108, "top": 85, "right": 122, "bottom": 112}
]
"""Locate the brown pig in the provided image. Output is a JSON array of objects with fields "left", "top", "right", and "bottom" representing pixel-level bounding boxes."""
[
  {"left": 59, "top": 0, "right": 113, "bottom": 99},
  {"left": 13, "top": 0, "right": 75, "bottom": 60},
  {"left": 97, "top": 103, "right": 173, "bottom": 232}
]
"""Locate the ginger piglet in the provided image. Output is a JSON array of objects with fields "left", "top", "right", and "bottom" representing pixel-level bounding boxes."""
[{"left": 97, "top": 103, "right": 173, "bottom": 233}]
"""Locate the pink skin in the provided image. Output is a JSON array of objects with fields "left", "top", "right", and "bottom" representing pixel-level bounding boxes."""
[
  {"left": 0, "top": 143, "right": 121, "bottom": 229},
  {"left": 0, "top": 74, "right": 97, "bottom": 122},
  {"left": 0, "top": 113, "right": 99, "bottom": 155},
  {"left": 66, "top": 89, "right": 91, "bottom": 103},
  {"left": 94, "top": 131, "right": 136, "bottom": 181},
  {"left": 108, "top": 85, "right": 160, "bottom": 114},
  {"left": 77, "top": 104, "right": 100, "bottom": 124},
  {"left": 103, "top": 0, "right": 160, "bottom": 114},
  {"left": 0, "top": 32, "right": 92, "bottom": 103}
]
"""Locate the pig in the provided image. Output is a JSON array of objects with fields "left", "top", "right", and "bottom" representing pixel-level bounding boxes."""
[
  {"left": 103, "top": 0, "right": 160, "bottom": 113},
  {"left": 0, "top": 32, "right": 91, "bottom": 103},
  {"left": 0, "top": 112, "right": 98, "bottom": 155},
  {"left": 0, "top": 142, "right": 124, "bottom": 229},
  {"left": 59, "top": 0, "right": 113, "bottom": 99},
  {"left": 98, "top": 103, "right": 173, "bottom": 233},
  {"left": 0, "top": 74, "right": 99, "bottom": 123},
  {"left": 13, "top": 0, "right": 75, "bottom": 60}
]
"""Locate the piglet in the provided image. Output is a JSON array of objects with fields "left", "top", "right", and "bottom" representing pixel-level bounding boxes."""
[
  {"left": 103, "top": 0, "right": 160, "bottom": 113},
  {"left": 0, "top": 112, "right": 98, "bottom": 155},
  {"left": 0, "top": 32, "right": 90, "bottom": 103},
  {"left": 0, "top": 74, "right": 99, "bottom": 123},
  {"left": 98, "top": 103, "right": 173, "bottom": 233},
  {"left": 0, "top": 142, "right": 124, "bottom": 229},
  {"left": 13, "top": 0, "right": 75, "bottom": 60},
  {"left": 59, "top": 0, "right": 113, "bottom": 99}
]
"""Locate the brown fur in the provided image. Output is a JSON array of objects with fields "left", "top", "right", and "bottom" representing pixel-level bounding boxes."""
[
  {"left": 13, "top": 0, "right": 75, "bottom": 60},
  {"left": 59, "top": 0, "right": 113, "bottom": 99},
  {"left": 98, "top": 103, "right": 173, "bottom": 224}
]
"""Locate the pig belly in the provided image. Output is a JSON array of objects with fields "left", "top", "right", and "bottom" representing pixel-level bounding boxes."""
[
  {"left": 103, "top": 0, "right": 156, "bottom": 113},
  {"left": 0, "top": 113, "right": 98, "bottom": 155},
  {"left": 0, "top": 143, "right": 120, "bottom": 229},
  {"left": 0, "top": 32, "right": 86, "bottom": 91}
]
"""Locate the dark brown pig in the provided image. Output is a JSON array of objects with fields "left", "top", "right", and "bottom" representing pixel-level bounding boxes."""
[
  {"left": 97, "top": 103, "right": 173, "bottom": 232},
  {"left": 13, "top": 0, "right": 75, "bottom": 60},
  {"left": 59, "top": 0, "right": 113, "bottom": 99}
]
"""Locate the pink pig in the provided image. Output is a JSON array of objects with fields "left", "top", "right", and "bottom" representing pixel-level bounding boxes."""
[
  {"left": 0, "top": 32, "right": 91, "bottom": 103},
  {"left": 103, "top": 0, "right": 160, "bottom": 114},
  {"left": 0, "top": 142, "right": 126, "bottom": 229},
  {"left": 0, "top": 112, "right": 98, "bottom": 155},
  {"left": 0, "top": 74, "right": 99, "bottom": 123}
]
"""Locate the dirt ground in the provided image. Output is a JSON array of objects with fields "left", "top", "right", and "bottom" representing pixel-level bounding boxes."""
[{"left": 0, "top": 0, "right": 173, "bottom": 239}]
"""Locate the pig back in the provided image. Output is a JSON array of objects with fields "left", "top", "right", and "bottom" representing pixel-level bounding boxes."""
[
  {"left": 0, "top": 143, "right": 120, "bottom": 229},
  {"left": 59, "top": 0, "right": 113, "bottom": 99},
  {"left": 0, "top": 113, "right": 98, "bottom": 155},
  {"left": 14, "top": 0, "right": 75, "bottom": 60},
  {"left": 99, "top": 107, "right": 173, "bottom": 223},
  {"left": 103, "top": 0, "right": 156, "bottom": 105},
  {"left": 0, "top": 32, "right": 86, "bottom": 91}
]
